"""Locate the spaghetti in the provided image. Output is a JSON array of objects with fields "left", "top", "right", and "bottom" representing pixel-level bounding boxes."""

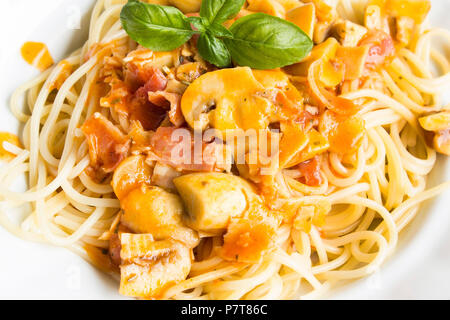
[{"left": 1, "top": 0, "right": 450, "bottom": 300}]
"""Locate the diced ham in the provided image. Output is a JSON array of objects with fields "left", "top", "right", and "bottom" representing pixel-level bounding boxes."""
[
  {"left": 148, "top": 91, "right": 185, "bottom": 127},
  {"left": 149, "top": 127, "right": 230, "bottom": 172},
  {"left": 359, "top": 30, "right": 395, "bottom": 69},
  {"left": 81, "top": 113, "right": 130, "bottom": 173},
  {"left": 125, "top": 60, "right": 169, "bottom": 90},
  {"left": 296, "top": 156, "right": 323, "bottom": 187},
  {"left": 129, "top": 97, "right": 167, "bottom": 131},
  {"left": 128, "top": 68, "right": 170, "bottom": 131},
  {"left": 99, "top": 68, "right": 170, "bottom": 131},
  {"left": 134, "top": 68, "right": 168, "bottom": 103}
]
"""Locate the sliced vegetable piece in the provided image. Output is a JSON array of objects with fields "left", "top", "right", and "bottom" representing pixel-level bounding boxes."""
[
  {"left": 284, "top": 37, "right": 339, "bottom": 76},
  {"left": 279, "top": 121, "right": 309, "bottom": 168},
  {"left": 21, "top": 41, "right": 54, "bottom": 71},
  {"left": 286, "top": 3, "right": 316, "bottom": 39},
  {"left": 173, "top": 173, "right": 255, "bottom": 235},
  {"left": 358, "top": 30, "right": 395, "bottom": 69},
  {"left": 81, "top": 113, "right": 130, "bottom": 173},
  {"left": 119, "top": 235, "right": 191, "bottom": 299},
  {"left": 307, "top": 60, "right": 360, "bottom": 115},
  {"left": 319, "top": 110, "right": 365, "bottom": 155},
  {"left": 319, "top": 59, "right": 345, "bottom": 88},
  {"left": 221, "top": 200, "right": 277, "bottom": 263},
  {"left": 296, "top": 156, "right": 323, "bottom": 187},
  {"left": 386, "top": 0, "right": 431, "bottom": 24},
  {"left": 336, "top": 45, "right": 370, "bottom": 80},
  {"left": 180, "top": 67, "right": 271, "bottom": 132},
  {"left": 121, "top": 185, "right": 199, "bottom": 247},
  {"left": 332, "top": 19, "right": 368, "bottom": 47},
  {"left": 247, "top": 0, "right": 286, "bottom": 18},
  {"left": 294, "top": 128, "right": 330, "bottom": 163},
  {"left": 112, "top": 155, "right": 151, "bottom": 200},
  {"left": 293, "top": 198, "right": 331, "bottom": 232}
]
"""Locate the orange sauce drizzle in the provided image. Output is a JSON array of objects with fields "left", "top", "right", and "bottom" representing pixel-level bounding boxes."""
[{"left": 21, "top": 42, "right": 54, "bottom": 71}]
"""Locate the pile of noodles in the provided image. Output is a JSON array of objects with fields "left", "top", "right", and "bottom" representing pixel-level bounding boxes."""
[{"left": 1, "top": 0, "right": 450, "bottom": 299}]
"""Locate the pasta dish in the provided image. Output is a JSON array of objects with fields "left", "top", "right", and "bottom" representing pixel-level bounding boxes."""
[{"left": 1, "top": 0, "right": 450, "bottom": 300}]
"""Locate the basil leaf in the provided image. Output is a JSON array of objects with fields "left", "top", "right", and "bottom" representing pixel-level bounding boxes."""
[
  {"left": 224, "top": 13, "right": 313, "bottom": 70},
  {"left": 200, "top": 0, "right": 246, "bottom": 25},
  {"left": 208, "top": 23, "right": 234, "bottom": 38},
  {"left": 187, "top": 16, "right": 207, "bottom": 33},
  {"left": 197, "top": 32, "right": 231, "bottom": 67},
  {"left": 120, "top": 1, "right": 195, "bottom": 51}
]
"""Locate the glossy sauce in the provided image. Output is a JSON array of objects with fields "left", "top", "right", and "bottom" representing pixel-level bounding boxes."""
[{"left": 21, "top": 42, "right": 54, "bottom": 71}]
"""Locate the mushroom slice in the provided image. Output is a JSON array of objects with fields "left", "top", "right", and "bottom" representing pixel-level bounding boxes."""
[
  {"left": 180, "top": 67, "right": 272, "bottom": 132},
  {"left": 173, "top": 173, "right": 255, "bottom": 235},
  {"left": 112, "top": 155, "right": 151, "bottom": 200},
  {"left": 121, "top": 185, "right": 199, "bottom": 247}
]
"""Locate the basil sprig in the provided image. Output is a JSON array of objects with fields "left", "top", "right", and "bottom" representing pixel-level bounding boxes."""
[
  {"left": 200, "top": 0, "right": 245, "bottom": 25},
  {"left": 120, "top": 0, "right": 195, "bottom": 52},
  {"left": 198, "top": 32, "right": 231, "bottom": 67},
  {"left": 224, "top": 13, "right": 313, "bottom": 69},
  {"left": 120, "top": 0, "right": 313, "bottom": 69}
]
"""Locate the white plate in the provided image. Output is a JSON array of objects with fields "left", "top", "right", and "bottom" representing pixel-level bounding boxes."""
[{"left": 0, "top": 0, "right": 449, "bottom": 300}]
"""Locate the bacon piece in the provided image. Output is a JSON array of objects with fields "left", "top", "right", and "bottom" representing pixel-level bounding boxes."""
[
  {"left": 143, "top": 67, "right": 168, "bottom": 92},
  {"left": 359, "top": 30, "right": 395, "bottom": 69},
  {"left": 149, "top": 127, "right": 230, "bottom": 172},
  {"left": 125, "top": 61, "right": 169, "bottom": 90},
  {"left": 296, "top": 156, "right": 323, "bottom": 187},
  {"left": 128, "top": 68, "right": 170, "bottom": 131},
  {"left": 100, "top": 80, "right": 132, "bottom": 115},
  {"left": 81, "top": 113, "right": 130, "bottom": 173},
  {"left": 148, "top": 91, "right": 185, "bottom": 127},
  {"left": 134, "top": 68, "right": 168, "bottom": 101},
  {"left": 129, "top": 98, "right": 167, "bottom": 131}
]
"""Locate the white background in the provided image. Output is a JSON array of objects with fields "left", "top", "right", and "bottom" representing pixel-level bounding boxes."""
[{"left": 0, "top": 0, "right": 449, "bottom": 299}]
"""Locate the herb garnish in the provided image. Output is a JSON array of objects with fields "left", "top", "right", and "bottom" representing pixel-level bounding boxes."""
[{"left": 120, "top": 0, "right": 313, "bottom": 69}]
